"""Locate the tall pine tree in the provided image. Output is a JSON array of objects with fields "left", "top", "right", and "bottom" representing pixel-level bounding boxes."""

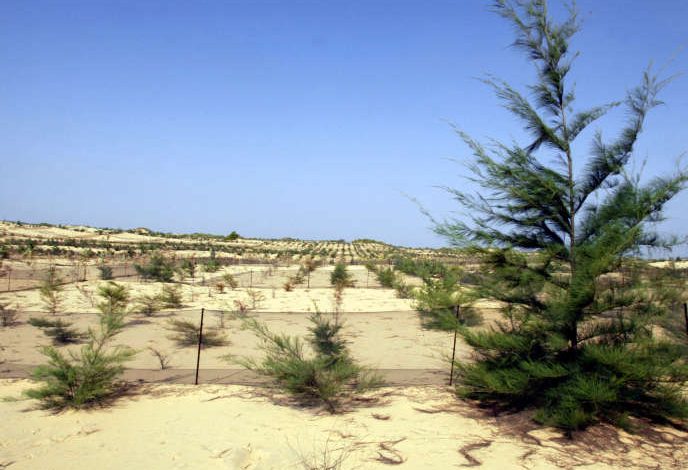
[{"left": 436, "top": 0, "right": 688, "bottom": 432}]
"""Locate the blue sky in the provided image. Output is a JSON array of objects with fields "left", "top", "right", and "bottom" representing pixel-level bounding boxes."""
[{"left": 1, "top": 1, "right": 687, "bottom": 251}]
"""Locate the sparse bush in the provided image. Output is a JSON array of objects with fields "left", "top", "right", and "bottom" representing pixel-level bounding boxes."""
[
  {"left": 392, "top": 279, "right": 412, "bottom": 299},
  {"left": 0, "top": 303, "right": 18, "bottom": 327},
  {"left": 96, "top": 281, "right": 129, "bottom": 315},
  {"left": 28, "top": 317, "right": 86, "bottom": 344},
  {"left": 159, "top": 284, "right": 183, "bottom": 309},
  {"left": 75, "top": 284, "right": 95, "bottom": 307},
  {"left": 376, "top": 268, "right": 396, "bottom": 288},
  {"left": 233, "top": 299, "right": 248, "bottom": 314},
  {"left": 204, "top": 249, "right": 221, "bottom": 273},
  {"left": 330, "top": 263, "right": 354, "bottom": 290},
  {"left": 294, "top": 434, "right": 352, "bottom": 470},
  {"left": 135, "top": 294, "right": 161, "bottom": 316},
  {"left": 222, "top": 273, "right": 238, "bottom": 289},
  {"left": 414, "top": 272, "right": 479, "bottom": 330},
  {"left": 283, "top": 280, "right": 294, "bottom": 292},
  {"left": 246, "top": 288, "right": 266, "bottom": 309},
  {"left": 215, "top": 282, "right": 225, "bottom": 293},
  {"left": 39, "top": 266, "right": 63, "bottom": 314},
  {"left": 166, "top": 318, "right": 227, "bottom": 347},
  {"left": 97, "top": 265, "right": 113, "bottom": 280},
  {"left": 238, "top": 311, "right": 381, "bottom": 412},
  {"left": 180, "top": 259, "right": 196, "bottom": 279},
  {"left": 25, "top": 309, "right": 135, "bottom": 409},
  {"left": 148, "top": 347, "right": 172, "bottom": 369},
  {"left": 134, "top": 252, "right": 175, "bottom": 282}
]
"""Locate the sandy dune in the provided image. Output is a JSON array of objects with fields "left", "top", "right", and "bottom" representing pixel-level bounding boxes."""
[{"left": 1, "top": 380, "right": 686, "bottom": 470}]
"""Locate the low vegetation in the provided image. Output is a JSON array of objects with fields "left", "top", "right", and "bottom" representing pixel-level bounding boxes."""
[
  {"left": 25, "top": 309, "right": 136, "bottom": 409},
  {"left": 414, "top": 270, "right": 480, "bottom": 330},
  {"left": 96, "top": 281, "right": 130, "bottom": 315},
  {"left": 330, "top": 263, "right": 354, "bottom": 290},
  {"left": 135, "top": 252, "right": 175, "bottom": 282},
  {"left": 39, "top": 266, "right": 63, "bottom": 314},
  {"left": 237, "top": 310, "right": 381, "bottom": 412},
  {"left": 166, "top": 318, "right": 227, "bottom": 347},
  {"left": 159, "top": 284, "right": 183, "bottom": 309}
]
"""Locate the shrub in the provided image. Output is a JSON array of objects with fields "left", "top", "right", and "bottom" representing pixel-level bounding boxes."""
[
  {"left": 238, "top": 311, "right": 381, "bottom": 412},
  {"left": 246, "top": 288, "right": 265, "bottom": 309},
  {"left": 25, "top": 310, "right": 135, "bottom": 409},
  {"left": 97, "top": 265, "right": 113, "bottom": 280},
  {"left": 96, "top": 282, "right": 129, "bottom": 315},
  {"left": 134, "top": 252, "right": 175, "bottom": 282},
  {"left": 148, "top": 347, "right": 171, "bottom": 369},
  {"left": 159, "top": 284, "right": 183, "bottom": 309},
  {"left": 414, "top": 273, "right": 480, "bottom": 330},
  {"left": 376, "top": 268, "right": 396, "bottom": 288},
  {"left": 39, "top": 266, "right": 63, "bottom": 314},
  {"left": 222, "top": 273, "right": 238, "bottom": 289},
  {"left": 233, "top": 299, "right": 248, "bottom": 314},
  {"left": 135, "top": 294, "right": 161, "bottom": 316},
  {"left": 204, "top": 249, "right": 221, "bottom": 273},
  {"left": 180, "top": 259, "right": 196, "bottom": 279},
  {"left": 392, "top": 279, "right": 412, "bottom": 299},
  {"left": 166, "top": 318, "right": 227, "bottom": 347},
  {"left": 28, "top": 317, "right": 86, "bottom": 344},
  {"left": 330, "top": 263, "right": 354, "bottom": 290}
]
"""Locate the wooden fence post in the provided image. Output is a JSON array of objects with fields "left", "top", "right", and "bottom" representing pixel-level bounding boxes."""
[
  {"left": 194, "top": 308, "right": 205, "bottom": 385},
  {"left": 449, "top": 305, "right": 460, "bottom": 386}
]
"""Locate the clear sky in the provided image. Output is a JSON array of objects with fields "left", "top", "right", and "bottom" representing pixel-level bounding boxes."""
[{"left": 1, "top": 0, "right": 687, "bottom": 251}]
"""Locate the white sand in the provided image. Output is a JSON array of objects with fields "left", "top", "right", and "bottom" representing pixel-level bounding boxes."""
[{"left": 1, "top": 380, "right": 685, "bottom": 469}]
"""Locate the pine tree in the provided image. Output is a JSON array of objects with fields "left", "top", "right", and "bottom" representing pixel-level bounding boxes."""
[{"left": 435, "top": 0, "right": 688, "bottom": 433}]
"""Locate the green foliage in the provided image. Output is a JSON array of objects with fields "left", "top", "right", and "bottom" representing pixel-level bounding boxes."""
[
  {"left": 330, "top": 263, "right": 354, "bottom": 289},
  {"left": 135, "top": 294, "right": 161, "bottom": 316},
  {"left": 25, "top": 310, "right": 135, "bottom": 409},
  {"left": 376, "top": 267, "right": 396, "bottom": 288},
  {"left": 434, "top": 0, "right": 688, "bottom": 432},
  {"left": 226, "top": 231, "right": 240, "bottom": 241},
  {"left": 393, "top": 256, "right": 448, "bottom": 280},
  {"left": 96, "top": 282, "right": 129, "bottom": 315},
  {"left": 0, "top": 244, "right": 9, "bottom": 259},
  {"left": 158, "top": 284, "right": 184, "bottom": 309},
  {"left": 222, "top": 273, "right": 238, "bottom": 289},
  {"left": 180, "top": 259, "right": 196, "bottom": 279},
  {"left": 204, "top": 249, "right": 221, "bottom": 273},
  {"left": 97, "top": 265, "right": 113, "bottom": 280},
  {"left": 134, "top": 252, "right": 175, "bottom": 282},
  {"left": 39, "top": 266, "right": 63, "bottom": 314},
  {"left": 166, "top": 318, "right": 227, "bottom": 347},
  {"left": 414, "top": 272, "right": 480, "bottom": 330},
  {"left": 28, "top": 317, "right": 86, "bottom": 344},
  {"left": 238, "top": 311, "right": 381, "bottom": 412}
]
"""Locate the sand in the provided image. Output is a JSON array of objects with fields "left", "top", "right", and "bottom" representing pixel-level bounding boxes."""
[{"left": 1, "top": 380, "right": 686, "bottom": 469}]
